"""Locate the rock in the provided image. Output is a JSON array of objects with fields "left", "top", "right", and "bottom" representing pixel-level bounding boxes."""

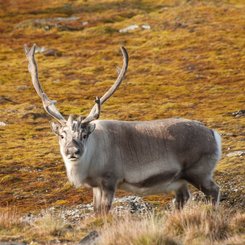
[
  {"left": 21, "top": 195, "right": 153, "bottom": 226},
  {"left": 227, "top": 151, "right": 245, "bottom": 157},
  {"left": 119, "top": 24, "right": 139, "bottom": 33},
  {"left": 224, "top": 133, "right": 236, "bottom": 137},
  {"left": 231, "top": 110, "right": 245, "bottom": 118},
  {"left": 42, "top": 49, "right": 62, "bottom": 57},
  {"left": 79, "top": 231, "right": 99, "bottom": 245},
  {"left": 82, "top": 21, "right": 89, "bottom": 26},
  {"left": 34, "top": 46, "right": 47, "bottom": 53},
  {"left": 113, "top": 196, "right": 152, "bottom": 215},
  {"left": 141, "top": 24, "right": 151, "bottom": 30},
  {"left": 0, "top": 121, "right": 6, "bottom": 126},
  {"left": 119, "top": 24, "right": 151, "bottom": 33},
  {"left": 33, "top": 45, "right": 62, "bottom": 57}
]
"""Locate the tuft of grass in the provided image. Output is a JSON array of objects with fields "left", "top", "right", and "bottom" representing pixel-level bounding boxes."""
[
  {"left": 98, "top": 214, "right": 168, "bottom": 245},
  {"left": 230, "top": 212, "right": 245, "bottom": 234},
  {"left": 0, "top": 0, "right": 244, "bottom": 219},
  {"left": 0, "top": 175, "right": 21, "bottom": 184},
  {"left": 0, "top": 0, "right": 244, "bottom": 242},
  {"left": 97, "top": 203, "right": 245, "bottom": 245},
  {"left": 0, "top": 203, "right": 244, "bottom": 244},
  {"left": 164, "top": 203, "right": 230, "bottom": 242},
  {"left": 31, "top": 211, "right": 67, "bottom": 236},
  {"left": 0, "top": 208, "right": 21, "bottom": 230}
]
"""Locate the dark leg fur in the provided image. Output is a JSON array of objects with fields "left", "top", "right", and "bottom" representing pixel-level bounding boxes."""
[
  {"left": 175, "top": 184, "right": 190, "bottom": 209},
  {"left": 184, "top": 175, "right": 220, "bottom": 206},
  {"left": 182, "top": 154, "right": 220, "bottom": 207},
  {"left": 93, "top": 175, "right": 116, "bottom": 215}
]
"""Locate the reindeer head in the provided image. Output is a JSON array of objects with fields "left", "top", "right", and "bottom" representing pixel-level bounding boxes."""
[
  {"left": 24, "top": 44, "right": 128, "bottom": 162},
  {"left": 51, "top": 115, "right": 97, "bottom": 161}
]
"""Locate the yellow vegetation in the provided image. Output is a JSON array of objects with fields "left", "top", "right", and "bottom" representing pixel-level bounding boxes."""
[
  {"left": 0, "top": 0, "right": 244, "bottom": 243},
  {"left": 0, "top": 203, "right": 244, "bottom": 244}
]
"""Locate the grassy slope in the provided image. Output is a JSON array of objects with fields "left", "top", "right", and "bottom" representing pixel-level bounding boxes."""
[
  {"left": 0, "top": 0, "right": 244, "bottom": 242},
  {"left": 0, "top": 202, "right": 244, "bottom": 244}
]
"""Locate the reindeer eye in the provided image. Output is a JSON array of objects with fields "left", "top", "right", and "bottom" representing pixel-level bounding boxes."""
[
  {"left": 60, "top": 133, "right": 65, "bottom": 139},
  {"left": 81, "top": 133, "right": 87, "bottom": 140}
]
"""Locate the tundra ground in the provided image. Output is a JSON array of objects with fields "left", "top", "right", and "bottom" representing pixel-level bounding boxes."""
[{"left": 0, "top": 0, "right": 244, "bottom": 244}]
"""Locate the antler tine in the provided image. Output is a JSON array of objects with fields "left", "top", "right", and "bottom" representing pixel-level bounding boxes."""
[
  {"left": 83, "top": 47, "right": 128, "bottom": 123},
  {"left": 82, "top": 97, "right": 101, "bottom": 124},
  {"left": 100, "top": 46, "right": 128, "bottom": 104},
  {"left": 24, "top": 44, "right": 66, "bottom": 125}
]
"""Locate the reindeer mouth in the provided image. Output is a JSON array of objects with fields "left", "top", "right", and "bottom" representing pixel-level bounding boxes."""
[{"left": 68, "top": 155, "right": 80, "bottom": 161}]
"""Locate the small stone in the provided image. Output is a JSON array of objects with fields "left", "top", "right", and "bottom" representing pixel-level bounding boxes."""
[
  {"left": 0, "top": 121, "right": 6, "bottom": 126},
  {"left": 119, "top": 24, "right": 139, "bottom": 33},
  {"left": 35, "top": 46, "right": 47, "bottom": 53},
  {"left": 141, "top": 24, "right": 151, "bottom": 30},
  {"left": 42, "top": 49, "right": 62, "bottom": 57},
  {"left": 34, "top": 45, "right": 62, "bottom": 57},
  {"left": 227, "top": 151, "right": 245, "bottom": 157},
  {"left": 225, "top": 133, "right": 236, "bottom": 137},
  {"left": 231, "top": 110, "right": 245, "bottom": 118},
  {"left": 79, "top": 230, "right": 99, "bottom": 245}
]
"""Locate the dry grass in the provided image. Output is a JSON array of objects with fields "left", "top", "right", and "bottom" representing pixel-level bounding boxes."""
[
  {"left": 31, "top": 211, "right": 67, "bottom": 237},
  {"left": 0, "top": 208, "right": 23, "bottom": 242},
  {"left": 98, "top": 203, "right": 245, "bottom": 245},
  {"left": 0, "top": 203, "right": 244, "bottom": 244},
  {"left": 0, "top": 0, "right": 244, "bottom": 243},
  {"left": 99, "top": 214, "right": 174, "bottom": 245},
  {"left": 0, "top": 0, "right": 244, "bottom": 214},
  {"left": 0, "top": 208, "right": 21, "bottom": 230},
  {"left": 164, "top": 204, "right": 230, "bottom": 243}
]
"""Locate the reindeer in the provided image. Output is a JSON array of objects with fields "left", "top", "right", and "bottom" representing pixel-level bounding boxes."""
[{"left": 25, "top": 44, "right": 221, "bottom": 214}]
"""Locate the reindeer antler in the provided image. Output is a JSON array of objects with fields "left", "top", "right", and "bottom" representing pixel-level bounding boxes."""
[
  {"left": 24, "top": 44, "right": 66, "bottom": 125},
  {"left": 25, "top": 44, "right": 128, "bottom": 125},
  {"left": 81, "top": 97, "right": 101, "bottom": 124},
  {"left": 82, "top": 46, "right": 128, "bottom": 123}
]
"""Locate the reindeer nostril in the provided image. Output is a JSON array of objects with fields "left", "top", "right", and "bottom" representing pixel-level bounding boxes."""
[
  {"left": 65, "top": 142, "right": 81, "bottom": 159},
  {"left": 74, "top": 149, "right": 80, "bottom": 155}
]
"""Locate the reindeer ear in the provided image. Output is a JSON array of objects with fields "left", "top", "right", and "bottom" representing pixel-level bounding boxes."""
[
  {"left": 50, "top": 122, "right": 60, "bottom": 135},
  {"left": 87, "top": 123, "right": 96, "bottom": 134}
]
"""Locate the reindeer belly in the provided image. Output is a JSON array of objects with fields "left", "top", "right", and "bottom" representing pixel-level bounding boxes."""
[
  {"left": 119, "top": 168, "right": 183, "bottom": 195},
  {"left": 119, "top": 180, "right": 185, "bottom": 195}
]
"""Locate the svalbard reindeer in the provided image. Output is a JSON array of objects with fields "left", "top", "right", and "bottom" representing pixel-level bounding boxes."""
[{"left": 25, "top": 44, "right": 221, "bottom": 214}]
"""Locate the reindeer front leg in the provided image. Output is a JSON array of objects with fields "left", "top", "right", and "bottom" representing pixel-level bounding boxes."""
[
  {"left": 92, "top": 187, "right": 115, "bottom": 215},
  {"left": 93, "top": 187, "right": 102, "bottom": 214},
  {"left": 92, "top": 176, "right": 116, "bottom": 215}
]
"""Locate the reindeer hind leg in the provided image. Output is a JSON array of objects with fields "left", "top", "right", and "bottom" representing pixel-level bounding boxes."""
[
  {"left": 183, "top": 155, "right": 220, "bottom": 207},
  {"left": 174, "top": 183, "right": 190, "bottom": 209}
]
